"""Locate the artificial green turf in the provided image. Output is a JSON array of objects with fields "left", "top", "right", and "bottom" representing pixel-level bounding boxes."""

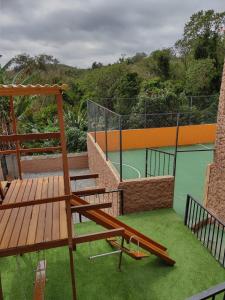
[{"left": 1, "top": 209, "right": 225, "bottom": 299}]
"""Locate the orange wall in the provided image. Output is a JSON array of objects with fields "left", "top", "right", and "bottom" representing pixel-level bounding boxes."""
[{"left": 93, "top": 124, "right": 216, "bottom": 152}]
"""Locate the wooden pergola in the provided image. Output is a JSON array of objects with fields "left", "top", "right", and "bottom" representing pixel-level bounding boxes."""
[{"left": 0, "top": 85, "right": 124, "bottom": 300}]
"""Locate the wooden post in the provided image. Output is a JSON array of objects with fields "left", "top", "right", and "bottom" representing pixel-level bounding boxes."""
[
  {"left": 0, "top": 274, "right": 3, "bottom": 300},
  {"left": 9, "top": 96, "right": 22, "bottom": 179},
  {"left": 56, "top": 93, "right": 77, "bottom": 300}
]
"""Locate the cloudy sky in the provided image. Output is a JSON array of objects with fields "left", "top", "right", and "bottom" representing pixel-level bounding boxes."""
[{"left": 0, "top": 0, "right": 224, "bottom": 68}]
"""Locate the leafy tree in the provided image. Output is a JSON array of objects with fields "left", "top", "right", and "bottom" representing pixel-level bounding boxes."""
[
  {"left": 176, "top": 10, "right": 225, "bottom": 67},
  {"left": 185, "top": 58, "right": 217, "bottom": 95},
  {"left": 150, "top": 49, "right": 172, "bottom": 79}
]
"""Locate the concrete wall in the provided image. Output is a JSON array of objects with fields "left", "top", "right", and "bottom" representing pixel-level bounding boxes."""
[
  {"left": 206, "top": 61, "right": 225, "bottom": 222},
  {"left": 87, "top": 133, "right": 174, "bottom": 214},
  {"left": 21, "top": 152, "right": 88, "bottom": 173},
  {"left": 93, "top": 124, "right": 216, "bottom": 152}
]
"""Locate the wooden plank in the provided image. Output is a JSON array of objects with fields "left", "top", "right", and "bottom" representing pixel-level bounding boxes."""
[
  {"left": 59, "top": 177, "right": 67, "bottom": 239},
  {"left": 35, "top": 178, "right": 48, "bottom": 244},
  {"left": 0, "top": 147, "right": 61, "bottom": 155},
  {"left": 0, "top": 194, "right": 70, "bottom": 210},
  {"left": 0, "top": 238, "right": 68, "bottom": 257},
  {"left": 0, "top": 84, "right": 67, "bottom": 96},
  {"left": 18, "top": 179, "right": 38, "bottom": 246},
  {"left": 0, "top": 150, "right": 16, "bottom": 155},
  {"left": 8, "top": 179, "right": 32, "bottom": 248},
  {"left": 73, "top": 187, "right": 105, "bottom": 196},
  {"left": 0, "top": 179, "right": 28, "bottom": 249},
  {"left": 44, "top": 176, "right": 53, "bottom": 242},
  {"left": 27, "top": 178, "right": 43, "bottom": 245},
  {"left": 20, "top": 146, "right": 61, "bottom": 154},
  {"left": 52, "top": 176, "right": 60, "bottom": 240},
  {"left": 71, "top": 202, "right": 112, "bottom": 213},
  {"left": 0, "top": 180, "right": 22, "bottom": 247},
  {"left": 70, "top": 174, "right": 99, "bottom": 181},
  {"left": 74, "top": 228, "right": 124, "bottom": 244},
  {"left": 0, "top": 132, "right": 60, "bottom": 143},
  {"left": 0, "top": 181, "right": 17, "bottom": 223}
]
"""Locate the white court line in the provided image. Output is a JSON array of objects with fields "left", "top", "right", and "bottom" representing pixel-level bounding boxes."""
[
  {"left": 197, "top": 143, "right": 211, "bottom": 150},
  {"left": 111, "top": 161, "right": 141, "bottom": 178}
]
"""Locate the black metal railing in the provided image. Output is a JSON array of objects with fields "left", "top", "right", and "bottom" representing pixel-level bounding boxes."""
[
  {"left": 145, "top": 148, "right": 175, "bottom": 177},
  {"left": 74, "top": 189, "right": 124, "bottom": 223},
  {"left": 187, "top": 281, "right": 225, "bottom": 300},
  {"left": 185, "top": 194, "right": 225, "bottom": 267}
]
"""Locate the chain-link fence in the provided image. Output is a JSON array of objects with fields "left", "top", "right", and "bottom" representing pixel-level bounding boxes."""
[
  {"left": 87, "top": 100, "right": 123, "bottom": 180},
  {"left": 87, "top": 96, "right": 218, "bottom": 181}
]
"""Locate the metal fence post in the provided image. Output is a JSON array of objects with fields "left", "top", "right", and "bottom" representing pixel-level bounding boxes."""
[
  {"left": 145, "top": 148, "right": 148, "bottom": 177},
  {"left": 184, "top": 194, "right": 190, "bottom": 225},
  {"left": 173, "top": 113, "right": 180, "bottom": 178},
  {"left": 104, "top": 108, "right": 108, "bottom": 160},
  {"left": 119, "top": 116, "right": 123, "bottom": 182}
]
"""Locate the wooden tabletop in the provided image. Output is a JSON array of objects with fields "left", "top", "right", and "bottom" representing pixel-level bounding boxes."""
[{"left": 0, "top": 176, "right": 68, "bottom": 257}]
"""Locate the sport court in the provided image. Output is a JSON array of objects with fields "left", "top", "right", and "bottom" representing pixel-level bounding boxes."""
[{"left": 108, "top": 143, "right": 214, "bottom": 216}]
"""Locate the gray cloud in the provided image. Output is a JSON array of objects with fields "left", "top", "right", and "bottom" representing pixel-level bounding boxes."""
[{"left": 0, "top": 0, "right": 224, "bottom": 67}]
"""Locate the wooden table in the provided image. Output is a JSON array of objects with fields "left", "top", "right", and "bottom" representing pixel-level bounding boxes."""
[{"left": 0, "top": 176, "right": 68, "bottom": 257}]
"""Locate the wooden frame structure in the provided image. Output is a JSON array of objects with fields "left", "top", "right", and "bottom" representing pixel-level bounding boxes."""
[
  {"left": 0, "top": 85, "right": 126, "bottom": 300},
  {"left": 0, "top": 84, "right": 175, "bottom": 299}
]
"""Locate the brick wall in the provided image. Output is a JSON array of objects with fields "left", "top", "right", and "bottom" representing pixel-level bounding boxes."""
[
  {"left": 206, "top": 61, "right": 225, "bottom": 222},
  {"left": 87, "top": 133, "right": 174, "bottom": 214}
]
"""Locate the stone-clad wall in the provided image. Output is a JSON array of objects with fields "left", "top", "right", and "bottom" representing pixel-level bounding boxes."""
[
  {"left": 87, "top": 133, "right": 174, "bottom": 214},
  {"left": 119, "top": 176, "right": 174, "bottom": 213},
  {"left": 206, "top": 61, "right": 225, "bottom": 222}
]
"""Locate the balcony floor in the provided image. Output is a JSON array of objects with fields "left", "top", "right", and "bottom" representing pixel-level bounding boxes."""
[{"left": 1, "top": 208, "right": 225, "bottom": 300}]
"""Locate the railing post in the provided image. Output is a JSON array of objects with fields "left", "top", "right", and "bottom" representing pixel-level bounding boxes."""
[
  {"left": 145, "top": 148, "right": 148, "bottom": 177},
  {"left": 119, "top": 116, "right": 123, "bottom": 182},
  {"left": 104, "top": 108, "right": 108, "bottom": 160},
  {"left": 120, "top": 189, "right": 124, "bottom": 215},
  {"left": 184, "top": 194, "right": 190, "bottom": 226}
]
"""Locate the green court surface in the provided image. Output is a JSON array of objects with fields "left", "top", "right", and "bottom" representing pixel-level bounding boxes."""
[{"left": 108, "top": 144, "right": 214, "bottom": 216}]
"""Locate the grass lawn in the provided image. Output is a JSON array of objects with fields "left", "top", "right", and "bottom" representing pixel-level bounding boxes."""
[{"left": 1, "top": 209, "right": 225, "bottom": 300}]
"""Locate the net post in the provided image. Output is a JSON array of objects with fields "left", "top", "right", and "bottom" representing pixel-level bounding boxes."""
[
  {"left": 104, "top": 108, "right": 108, "bottom": 161},
  {"left": 119, "top": 115, "right": 123, "bottom": 182}
]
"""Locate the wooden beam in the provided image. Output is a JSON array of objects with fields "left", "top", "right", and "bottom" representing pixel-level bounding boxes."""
[
  {"left": 70, "top": 173, "right": 99, "bottom": 181},
  {"left": 56, "top": 93, "right": 77, "bottom": 300},
  {"left": 73, "top": 187, "right": 106, "bottom": 196},
  {"left": 0, "top": 146, "right": 61, "bottom": 155},
  {"left": 10, "top": 95, "right": 22, "bottom": 179},
  {"left": 0, "top": 132, "right": 60, "bottom": 143},
  {"left": 74, "top": 228, "right": 124, "bottom": 244},
  {"left": 0, "top": 84, "right": 68, "bottom": 96},
  {"left": 33, "top": 260, "right": 47, "bottom": 300},
  {"left": 71, "top": 202, "right": 112, "bottom": 213},
  {"left": 20, "top": 146, "right": 61, "bottom": 154},
  {"left": 0, "top": 194, "right": 72, "bottom": 210}
]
